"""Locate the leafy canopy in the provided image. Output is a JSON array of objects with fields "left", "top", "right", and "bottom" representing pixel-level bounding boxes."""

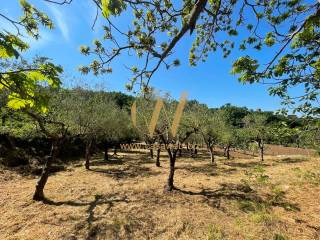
[
  {"left": 0, "top": 0, "right": 62, "bottom": 113},
  {"left": 77, "top": 0, "right": 319, "bottom": 117}
]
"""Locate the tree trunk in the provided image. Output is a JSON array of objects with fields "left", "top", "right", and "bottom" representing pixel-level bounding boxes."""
[
  {"left": 113, "top": 147, "right": 117, "bottom": 155},
  {"left": 156, "top": 148, "right": 161, "bottom": 167},
  {"left": 259, "top": 140, "right": 264, "bottom": 161},
  {"left": 85, "top": 140, "right": 92, "bottom": 170},
  {"left": 226, "top": 145, "right": 230, "bottom": 160},
  {"left": 150, "top": 148, "right": 154, "bottom": 159},
  {"left": 209, "top": 146, "right": 215, "bottom": 164},
  {"left": 178, "top": 148, "right": 182, "bottom": 157},
  {"left": 194, "top": 144, "right": 198, "bottom": 156},
  {"left": 166, "top": 149, "right": 177, "bottom": 191},
  {"left": 104, "top": 144, "right": 108, "bottom": 161},
  {"left": 33, "top": 140, "right": 58, "bottom": 201}
]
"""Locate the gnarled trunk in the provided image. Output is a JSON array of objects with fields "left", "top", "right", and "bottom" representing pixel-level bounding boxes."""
[
  {"left": 104, "top": 144, "right": 108, "bottom": 161},
  {"left": 150, "top": 148, "right": 154, "bottom": 159},
  {"left": 209, "top": 146, "right": 215, "bottom": 164},
  {"left": 193, "top": 144, "right": 198, "bottom": 156},
  {"left": 113, "top": 146, "right": 117, "bottom": 155},
  {"left": 85, "top": 140, "right": 92, "bottom": 170},
  {"left": 33, "top": 140, "right": 58, "bottom": 201},
  {"left": 223, "top": 147, "right": 227, "bottom": 157},
  {"left": 156, "top": 148, "right": 161, "bottom": 167},
  {"left": 166, "top": 149, "right": 177, "bottom": 191},
  {"left": 258, "top": 140, "right": 264, "bottom": 161},
  {"left": 226, "top": 145, "right": 230, "bottom": 160}
]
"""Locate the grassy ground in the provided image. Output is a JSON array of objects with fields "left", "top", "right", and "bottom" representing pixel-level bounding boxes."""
[{"left": 0, "top": 150, "right": 319, "bottom": 240}]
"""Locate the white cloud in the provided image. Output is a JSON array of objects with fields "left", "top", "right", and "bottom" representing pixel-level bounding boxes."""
[
  {"left": 48, "top": 4, "right": 70, "bottom": 41},
  {"left": 23, "top": 30, "right": 54, "bottom": 50},
  {"left": 0, "top": 14, "right": 53, "bottom": 50}
]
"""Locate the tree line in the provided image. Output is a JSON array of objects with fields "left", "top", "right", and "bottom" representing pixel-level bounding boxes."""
[{"left": 1, "top": 87, "right": 319, "bottom": 200}]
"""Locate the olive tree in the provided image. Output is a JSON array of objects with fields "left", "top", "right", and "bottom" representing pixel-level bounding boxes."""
[
  {"left": 192, "top": 108, "right": 225, "bottom": 164},
  {"left": 243, "top": 113, "right": 272, "bottom": 161},
  {"left": 52, "top": 88, "right": 133, "bottom": 169},
  {"left": 133, "top": 93, "right": 196, "bottom": 191},
  {"left": 133, "top": 95, "right": 161, "bottom": 164},
  {"left": 220, "top": 126, "right": 238, "bottom": 160}
]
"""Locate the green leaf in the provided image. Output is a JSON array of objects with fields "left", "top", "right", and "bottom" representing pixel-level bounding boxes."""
[
  {"left": 7, "top": 97, "right": 33, "bottom": 110},
  {"left": 101, "top": 0, "right": 111, "bottom": 18},
  {"left": 27, "top": 71, "right": 46, "bottom": 81},
  {"left": 0, "top": 45, "right": 14, "bottom": 58}
]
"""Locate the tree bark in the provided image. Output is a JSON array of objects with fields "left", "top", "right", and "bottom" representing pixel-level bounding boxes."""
[
  {"left": 150, "top": 148, "right": 154, "bottom": 159},
  {"left": 113, "top": 146, "right": 117, "bottom": 155},
  {"left": 209, "top": 146, "right": 215, "bottom": 164},
  {"left": 104, "top": 144, "right": 108, "bottom": 161},
  {"left": 258, "top": 140, "right": 264, "bottom": 161},
  {"left": 33, "top": 140, "right": 58, "bottom": 201},
  {"left": 165, "top": 149, "right": 177, "bottom": 191},
  {"left": 156, "top": 148, "right": 161, "bottom": 167},
  {"left": 178, "top": 148, "right": 182, "bottom": 157},
  {"left": 85, "top": 140, "right": 92, "bottom": 170},
  {"left": 226, "top": 145, "right": 230, "bottom": 160}
]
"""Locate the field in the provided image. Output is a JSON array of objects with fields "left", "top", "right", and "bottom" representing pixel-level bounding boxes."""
[{"left": 1, "top": 148, "right": 320, "bottom": 240}]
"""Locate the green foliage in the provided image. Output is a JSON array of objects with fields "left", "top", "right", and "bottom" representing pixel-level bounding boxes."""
[
  {"left": 242, "top": 165, "right": 270, "bottom": 187},
  {"left": 207, "top": 224, "right": 225, "bottom": 240},
  {"left": 231, "top": 56, "right": 259, "bottom": 83},
  {"left": 0, "top": 33, "right": 29, "bottom": 59},
  {"left": 101, "top": 0, "right": 126, "bottom": 18},
  {"left": 1, "top": 58, "right": 63, "bottom": 113},
  {"left": 19, "top": 0, "right": 54, "bottom": 39},
  {"left": 273, "top": 233, "right": 288, "bottom": 240},
  {"left": 76, "top": 0, "right": 319, "bottom": 116},
  {"left": 1, "top": 0, "right": 62, "bottom": 114},
  {"left": 242, "top": 113, "right": 274, "bottom": 148},
  {"left": 50, "top": 88, "right": 136, "bottom": 144}
]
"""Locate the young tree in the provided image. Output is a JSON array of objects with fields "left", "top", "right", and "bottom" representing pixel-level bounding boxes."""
[
  {"left": 134, "top": 93, "right": 196, "bottom": 191},
  {"left": 133, "top": 95, "right": 162, "bottom": 166},
  {"left": 220, "top": 127, "right": 238, "bottom": 160},
  {"left": 52, "top": 88, "right": 133, "bottom": 170},
  {"left": 243, "top": 113, "right": 271, "bottom": 161},
  {"left": 193, "top": 107, "right": 225, "bottom": 164}
]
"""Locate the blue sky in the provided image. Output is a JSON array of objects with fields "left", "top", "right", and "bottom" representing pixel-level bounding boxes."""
[{"left": 1, "top": 0, "right": 285, "bottom": 111}]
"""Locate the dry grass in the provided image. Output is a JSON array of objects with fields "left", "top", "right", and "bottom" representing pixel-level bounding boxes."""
[{"left": 0, "top": 149, "right": 320, "bottom": 240}]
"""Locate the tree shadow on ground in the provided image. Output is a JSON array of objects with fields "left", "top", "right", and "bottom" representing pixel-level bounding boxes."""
[
  {"left": 178, "top": 150, "right": 225, "bottom": 161},
  {"left": 133, "top": 154, "right": 158, "bottom": 165},
  {"left": 85, "top": 210, "right": 154, "bottom": 240},
  {"left": 177, "top": 164, "right": 238, "bottom": 176},
  {"left": 43, "top": 194, "right": 131, "bottom": 240},
  {"left": 89, "top": 165, "right": 161, "bottom": 180},
  {"left": 275, "top": 157, "right": 309, "bottom": 164},
  {"left": 175, "top": 182, "right": 300, "bottom": 212},
  {"left": 85, "top": 194, "right": 130, "bottom": 239},
  {"left": 90, "top": 158, "right": 124, "bottom": 166},
  {"left": 224, "top": 161, "right": 270, "bottom": 169}
]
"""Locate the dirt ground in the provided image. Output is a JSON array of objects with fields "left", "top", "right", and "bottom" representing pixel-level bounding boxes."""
[{"left": 0, "top": 149, "right": 320, "bottom": 240}]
